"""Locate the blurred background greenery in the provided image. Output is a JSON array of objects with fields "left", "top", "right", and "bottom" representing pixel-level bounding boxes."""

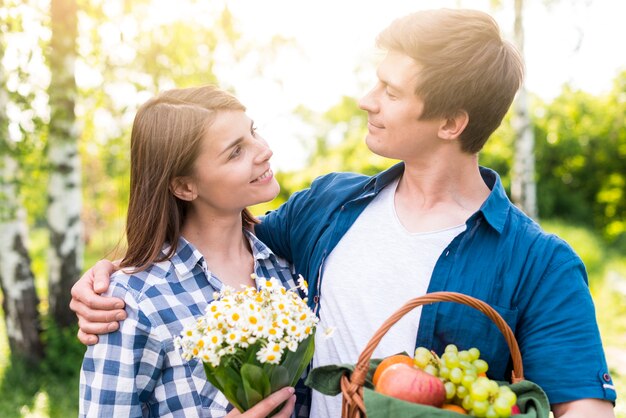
[{"left": 1, "top": 0, "right": 624, "bottom": 416}]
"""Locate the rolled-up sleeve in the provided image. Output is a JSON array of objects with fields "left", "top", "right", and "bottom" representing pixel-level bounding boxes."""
[{"left": 516, "top": 243, "right": 616, "bottom": 404}]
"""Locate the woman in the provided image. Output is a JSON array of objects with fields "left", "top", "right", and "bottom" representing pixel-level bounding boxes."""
[{"left": 79, "top": 85, "right": 299, "bottom": 417}]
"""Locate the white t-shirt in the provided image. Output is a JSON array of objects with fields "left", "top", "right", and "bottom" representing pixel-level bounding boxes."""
[{"left": 310, "top": 180, "right": 465, "bottom": 417}]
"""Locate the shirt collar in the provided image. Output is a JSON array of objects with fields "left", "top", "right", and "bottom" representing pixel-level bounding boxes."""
[
  {"left": 366, "top": 163, "right": 510, "bottom": 234},
  {"left": 365, "top": 162, "right": 405, "bottom": 192},
  {"left": 245, "top": 228, "right": 275, "bottom": 261},
  {"left": 166, "top": 236, "right": 206, "bottom": 278},
  {"left": 476, "top": 166, "right": 510, "bottom": 234}
]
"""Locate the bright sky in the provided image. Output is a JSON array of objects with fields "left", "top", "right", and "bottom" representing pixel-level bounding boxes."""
[{"left": 212, "top": 0, "right": 626, "bottom": 171}]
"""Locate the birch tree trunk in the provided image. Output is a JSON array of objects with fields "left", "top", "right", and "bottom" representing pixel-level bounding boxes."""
[
  {"left": 47, "top": 0, "right": 83, "bottom": 327},
  {"left": 0, "top": 36, "right": 44, "bottom": 363},
  {"left": 511, "top": 0, "right": 538, "bottom": 219}
]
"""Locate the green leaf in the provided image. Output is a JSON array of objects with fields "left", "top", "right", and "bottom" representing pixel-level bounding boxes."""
[
  {"left": 244, "top": 341, "right": 264, "bottom": 366},
  {"left": 281, "top": 332, "right": 316, "bottom": 387},
  {"left": 241, "top": 363, "right": 271, "bottom": 409},
  {"left": 204, "top": 362, "right": 245, "bottom": 411},
  {"left": 237, "top": 385, "right": 247, "bottom": 411},
  {"left": 267, "top": 365, "right": 291, "bottom": 393}
]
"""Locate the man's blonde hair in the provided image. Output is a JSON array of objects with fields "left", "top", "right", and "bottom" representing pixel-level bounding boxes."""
[{"left": 377, "top": 8, "right": 524, "bottom": 153}]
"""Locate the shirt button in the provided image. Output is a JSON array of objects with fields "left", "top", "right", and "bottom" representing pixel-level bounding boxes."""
[
  {"left": 603, "top": 373, "right": 611, "bottom": 382},
  {"left": 313, "top": 296, "right": 320, "bottom": 303}
]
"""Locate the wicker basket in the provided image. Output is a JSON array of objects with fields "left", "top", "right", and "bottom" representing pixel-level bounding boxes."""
[{"left": 339, "top": 291, "right": 525, "bottom": 418}]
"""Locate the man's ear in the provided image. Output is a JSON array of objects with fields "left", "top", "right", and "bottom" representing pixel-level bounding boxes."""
[
  {"left": 439, "top": 110, "right": 469, "bottom": 140},
  {"left": 170, "top": 176, "right": 197, "bottom": 201}
]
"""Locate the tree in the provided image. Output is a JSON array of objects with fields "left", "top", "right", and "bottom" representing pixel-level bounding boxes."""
[
  {"left": 0, "top": 0, "right": 44, "bottom": 363},
  {"left": 533, "top": 75, "right": 626, "bottom": 246},
  {"left": 47, "top": 0, "right": 82, "bottom": 327},
  {"left": 510, "top": 0, "right": 538, "bottom": 219}
]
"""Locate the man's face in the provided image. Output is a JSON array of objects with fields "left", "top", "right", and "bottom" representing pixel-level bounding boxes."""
[{"left": 358, "top": 52, "right": 442, "bottom": 162}]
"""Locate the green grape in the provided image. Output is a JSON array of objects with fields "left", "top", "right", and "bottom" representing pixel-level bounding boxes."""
[
  {"left": 487, "top": 380, "right": 500, "bottom": 396},
  {"left": 462, "top": 394, "right": 474, "bottom": 411},
  {"left": 460, "top": 360, "right": 477, "bottom": 373},
  {"left": 485, "top": 406, "right": 499, "bottom": 418},
  {"left": 444, "top": 381, "right": 456, "bottom": 400},
  {"left": 445, "top": 344, "right": 459, "bottom": 354},
  {"left": 473, "top": 359, "right": 489, "bottom": 374},
  {"left": 498, "top": 389, "right": 517, "bottom": 406},
  {"left": 415, "top": 346, "right": 430, "bottom": 356},
  {"left": 449, "top": 367, "right": 463, "bottom": 384},
  {"left": 414, "top": 346, "right": 431, "bottom": 358},
  {"left": 472, "top": 399, "right": 489, "bottom": 416},
  {"left": 424, "top": 364, "right": 439, "bottom": 376},
  {"left": 458, "top": 350, "right": 471, "bottom": 362},
  {"left": 470, "top": 380, "right": 489, "bottom": 402},
  {"left": 474, "top": 376, "right": 490, "bottom": 385},
  {"left": 468, "top": 347, "right": 480, "bottom": 361},
  {"left": 413, "top": 347, "right": 433, "bottom": 369},
  {"left": 461, "top": 373, "right": 477, "bottom": 389},
  {"left": 442, "top": 352, "right": 460, "bottom": 369},
  {"left": 498, "top": 385, "right": 513, "bottom": 394},
  {"left": 439, "top": 366, "right": 450, "bottom": 379},
  {"left": 493, "top": 396, "right": 514, "bottom": 416},
  {"left": 456, "top": 384, "right": 469, "bottom": 400}
]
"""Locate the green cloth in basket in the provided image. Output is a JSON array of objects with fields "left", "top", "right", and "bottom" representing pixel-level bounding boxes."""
[{"left": 305, "top": 358, "right": 550, "bottom": 418}]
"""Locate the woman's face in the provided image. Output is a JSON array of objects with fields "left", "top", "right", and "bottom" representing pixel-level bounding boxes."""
[{"left": 186, "top": 110, "right": 280, "bottom": 216}]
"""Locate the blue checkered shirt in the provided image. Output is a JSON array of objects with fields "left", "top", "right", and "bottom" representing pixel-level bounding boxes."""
[{"left": 79, "top": 230, "right": 308, "bottom": 417}]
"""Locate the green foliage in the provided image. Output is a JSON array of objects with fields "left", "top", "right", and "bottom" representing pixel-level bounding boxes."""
[
  {"left": 0, "top": 0, "right": 50, "bottom": 226},
  {"left": 480, "top": 111, "right": 515, "bottom": 191},
  {"left": 39, "top": 318, "right": 85, "bottom": 379},
  {"left": 275, "top": 96, "right": 395, "bottom": 201},
  {"left": 540, "top": 219, "right": 608, "bottom": 283},
  {"left": 0, "top": 317, "right": 82, "bottom": 417},
  {"left": 0, "top": 354, "right": 41, "bottom": 418},
  {"left": 533, "top": 75, "right": 626, "bottom": 245}
]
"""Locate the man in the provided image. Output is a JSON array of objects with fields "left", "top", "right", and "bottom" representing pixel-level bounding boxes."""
[{"left": 71, "top": 9, "right": 616, "bottom": 417}]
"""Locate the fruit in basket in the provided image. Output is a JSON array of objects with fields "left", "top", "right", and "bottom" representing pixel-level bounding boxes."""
[
  {"left": 441, "top": 403, "right": 468, "bottom": 414},
  {"left": 375, "top": 363, "right": 446, "bottom": 407},
  {"left": 510, "top": 404, "right": 521, "bottom": 415},
  {"left": 372, "top": 354, "right": 415, "bottom": 386},
  {"left": 412, "top": 344, "right": 518, "bottom": 417}
]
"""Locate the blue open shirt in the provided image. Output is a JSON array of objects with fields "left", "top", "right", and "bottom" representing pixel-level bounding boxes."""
[{"left": 256, "top": 162, "right": 616, "bottom": 405}]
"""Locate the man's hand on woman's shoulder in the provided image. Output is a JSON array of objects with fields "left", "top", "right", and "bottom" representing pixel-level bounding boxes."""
[{"left": 69, "top": 259, "right": 125, "bottom": 345}]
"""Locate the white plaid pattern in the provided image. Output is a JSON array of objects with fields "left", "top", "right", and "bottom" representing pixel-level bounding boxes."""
[{"left": 80, "top": 230, "right": 303, "bottom": 417}]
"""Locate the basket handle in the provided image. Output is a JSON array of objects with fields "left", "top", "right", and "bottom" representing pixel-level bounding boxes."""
[{"left": 341, "top": 291, "right": 524, "bottom": 416}]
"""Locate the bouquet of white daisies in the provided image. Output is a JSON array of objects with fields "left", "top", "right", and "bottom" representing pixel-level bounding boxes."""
[{"left": 175, "top": 275, "right": 317, "bottom": 412}]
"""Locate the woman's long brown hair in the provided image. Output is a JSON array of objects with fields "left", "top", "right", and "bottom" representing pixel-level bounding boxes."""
[{"left": 120, "top": 86, "right": 258, "bottom": 272}]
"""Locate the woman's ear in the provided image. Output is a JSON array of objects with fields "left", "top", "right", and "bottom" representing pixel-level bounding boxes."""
[
  {"left": 170, "top": 176, "right": 197, "bottom": 201},
  {"left": 439, "top": 110, "right": 469, "bottom": 140}
]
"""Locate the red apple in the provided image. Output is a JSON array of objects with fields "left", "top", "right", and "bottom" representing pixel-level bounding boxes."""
[
  {"left": 375, "top": 363, "right": 446, "bottom": 407},
  {"left": 511, "top": 404, "right": 521, "bottom": 415}
]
